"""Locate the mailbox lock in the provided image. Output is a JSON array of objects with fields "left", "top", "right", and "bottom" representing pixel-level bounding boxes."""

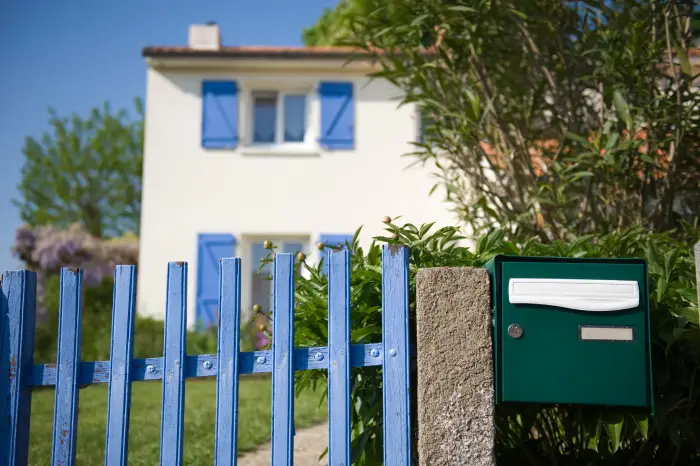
[{"left": 507, "top": 324, "right": 523, "bottom": 339}]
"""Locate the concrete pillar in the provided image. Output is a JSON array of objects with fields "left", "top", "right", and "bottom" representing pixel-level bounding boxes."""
[{"left": 415, "top": 267, "right": 495, "bottom": 466}]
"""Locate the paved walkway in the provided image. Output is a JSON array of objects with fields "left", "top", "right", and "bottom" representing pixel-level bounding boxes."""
[{"left": 238, "top": 422, "right": 329, "bottom": 466}]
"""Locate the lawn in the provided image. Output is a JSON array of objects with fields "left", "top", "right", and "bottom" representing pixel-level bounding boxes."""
[{"left": 27, "top": 376, "right": 327, "bottom": 465}]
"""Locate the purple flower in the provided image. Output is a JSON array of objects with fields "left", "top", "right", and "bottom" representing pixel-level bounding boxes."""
[
  {"left": 12, "top": 227, "right": 37, "bottom": 262},
  {"left": 256, "top": 331, "right": 270, "bottom": 349},
  {"left": 81, "top": 263, "right": 110, "bottom": 286},
  {"left": 10, "top": 223, "right": 139, "bottom": 287}
]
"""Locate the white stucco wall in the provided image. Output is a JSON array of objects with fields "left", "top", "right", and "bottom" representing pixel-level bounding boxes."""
[{"left": 137, "top": 62, "right": 461, "bottom": 328}]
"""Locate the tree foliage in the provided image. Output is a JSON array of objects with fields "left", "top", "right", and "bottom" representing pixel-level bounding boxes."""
[
  {"left": 307, "top": 0, "right": 700, "bottom": 242},
  {"left": 13, "top": 99, "right": 144, "bottom": 238},
  {"left": 298, "top": 2, "right": 700, "bottom": 463},
  {"left": 302, "top": 1, "right": 357, "bottom": 46},
  {"left": 305, "top": 1, "right": 700, "bottom": 47}
]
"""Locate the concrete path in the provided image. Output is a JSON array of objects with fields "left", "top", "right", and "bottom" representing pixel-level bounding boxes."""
[{"left": 238, "top": 422, "right": 329, "bottom": 466}]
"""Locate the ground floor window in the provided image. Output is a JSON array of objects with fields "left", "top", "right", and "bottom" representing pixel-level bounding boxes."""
[
  {"left": 250, "top": 239, "right": 304, "bottom": 315},
  {"left": 249, "top": 238, "right": 304, "bottom": 348}
]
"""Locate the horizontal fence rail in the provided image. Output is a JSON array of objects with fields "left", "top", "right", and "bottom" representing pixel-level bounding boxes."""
[
  {"left": 1, "top": 245, "right": 412, "bottom": 466},
  {"left": 29, "top": 344, "right": 388, "bottom": 386}
]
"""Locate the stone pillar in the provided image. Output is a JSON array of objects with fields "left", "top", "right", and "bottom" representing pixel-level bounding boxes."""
[{"left": 415, "top": 267, "right": 495, "bottom": 466}]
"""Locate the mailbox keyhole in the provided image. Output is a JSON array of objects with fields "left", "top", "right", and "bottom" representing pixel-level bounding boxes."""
[{"left": 508, "top": 324, "right": 523, "bottom": 339}]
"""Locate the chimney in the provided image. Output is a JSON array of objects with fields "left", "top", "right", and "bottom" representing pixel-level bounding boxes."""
[{"left": 188, "top": 22, "right": 221, "bottom": 50}]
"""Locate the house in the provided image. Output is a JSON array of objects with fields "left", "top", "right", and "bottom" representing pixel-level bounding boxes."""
[{"left": 138, "top": 23, "right": 459, "bottom": 329}]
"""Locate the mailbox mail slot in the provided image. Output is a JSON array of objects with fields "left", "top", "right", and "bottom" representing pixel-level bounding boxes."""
[{"left": 485, "top": 255, "right": 653, "bottom": 410}]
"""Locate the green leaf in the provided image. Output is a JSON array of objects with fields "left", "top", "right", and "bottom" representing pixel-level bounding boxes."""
[
  {"left": 419, "top": 222, "right": 436, "bottom": 237},
  {"left": 673, "top": 306, "right": 700, "bottom": 326},
  {"left": 613, "top": 90, "right": 633, "bottom": 129},
  {"left": 586, "top": 418, "right": 601, "bottom": 452},
  {"left": 631, "top": 413, "right": 649, "bottom": 439},
  {"left": 476, "top": 230, "right": 505, "bottom": 254},
  {"left": 675, "top": 44, "right": 692, "bottom": 76},
  {"left": 351, "top": 325, "right": 382, "bottom": 343},
  {"left": 603, "top": 412, "right": 624, "bottom": 453},
  {"left": 655, "top": 277, "right": 668, "bottom": 302},
  {"left": 565, "top": 131, "right": 596, "bottom": 150},
  {"left": 507, "top": 8, "right": 528, "bottom": 20},
  {"left": 646, "top": 240, "right": 662, "bottom": 272},
  {"left": 570, "top": 171, "right": 594, "bottom": 182},
  {"left": 447, "top": 5, "right": 476, "bottom": 13}
]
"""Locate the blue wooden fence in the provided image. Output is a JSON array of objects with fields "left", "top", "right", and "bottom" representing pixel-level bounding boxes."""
[{"left": 0, "top": 245, "right": 411, "bottom": 465}]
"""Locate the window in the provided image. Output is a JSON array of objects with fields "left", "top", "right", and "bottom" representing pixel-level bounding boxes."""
[
  {"left": 250, "top": 91, "right": 308, "bottom": 145},
  {"left": 249, "top": 239, "right": 305, "bottom": 315},
  {"left": 283, "top": 95, "right": 306, "bottom": 142},
  {"left": 252, "top": 92, "right": 277, "bottom": 143},
  {"left": 418, "top": 110, "right": 436, "bottom": 143}
]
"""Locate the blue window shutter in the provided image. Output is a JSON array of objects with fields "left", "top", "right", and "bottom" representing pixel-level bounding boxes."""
[
  {"left": 319, "top": 82, "right": 354, "bottom": 150},
  {"left": 202, "top": 81, "right": 239, "bottom": 149},
  {"left": 196, "top": 233, "right": 237, "bottom": 329},
  {"left": 319, "top": 234, "right": 354, "bottom": 276}
]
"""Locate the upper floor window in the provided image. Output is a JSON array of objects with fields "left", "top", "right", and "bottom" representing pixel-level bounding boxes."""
[
  {"left": 201, "top": 79, "right": 355, "bottom": 152},
  {"left": 251, "top": 91, "right": 308, "bottom": 144}
]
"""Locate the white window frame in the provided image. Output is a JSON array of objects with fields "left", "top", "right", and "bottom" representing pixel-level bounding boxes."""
[{"left": 240, "top": 82, "right": 317, "bottom": 154}]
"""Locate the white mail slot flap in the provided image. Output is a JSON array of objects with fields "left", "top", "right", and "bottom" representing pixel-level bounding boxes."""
[{"left": 508, "top": 278, "right": 639, "bottom": 312}]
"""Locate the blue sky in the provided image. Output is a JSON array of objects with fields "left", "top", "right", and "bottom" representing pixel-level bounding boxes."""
[{"left": 0, "top": 0, "right": 338, "bottom": 272}]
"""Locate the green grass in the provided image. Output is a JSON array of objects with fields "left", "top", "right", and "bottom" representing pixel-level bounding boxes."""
[{"left": 28, "top": 376, "right": 327, "bottom": 465}]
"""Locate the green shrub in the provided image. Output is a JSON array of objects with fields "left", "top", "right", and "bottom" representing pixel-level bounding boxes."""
[
  {"left": 270, "top": 220, "right": 700, "bottom": 465},
  {"left": 34, "top": 275, "right": 259, "bottom": 364}
]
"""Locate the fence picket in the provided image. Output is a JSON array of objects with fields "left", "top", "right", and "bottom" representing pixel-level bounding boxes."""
[
  {"left": 105, "top": 266, "right": 137, "bottom": 466},
  {"left": 160, "top": 262, "right": 188, "bottom": 465},
  {"left": 51, "top": 269, "right": 84, "bottom": 466},
  {"left": 328, "top": 250, "right": 351, "bottom": 465},
  {"left": 0, "top": 271, "right": 37, "bottom": 466},
  {"left": 381, "top": 246, "right": 411, "bottom": 466},
  {"left": 271, "top": 253, "right": 295, "bottom": 465},
  {"left": 215, "top": 258, "right": 242, "bottom": 465}
]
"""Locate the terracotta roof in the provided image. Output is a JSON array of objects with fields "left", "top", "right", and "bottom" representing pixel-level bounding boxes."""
[
  {"left": 143, "top": 43, "right": 699, "bottom": 62},
  {"left": 142, "top": 45, "right": 369, "bottom": 59}
]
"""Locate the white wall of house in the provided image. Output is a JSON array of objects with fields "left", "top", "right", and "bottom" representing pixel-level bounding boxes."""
[{"left": 137, "top": 55, "right": 461, "bottom": 329}]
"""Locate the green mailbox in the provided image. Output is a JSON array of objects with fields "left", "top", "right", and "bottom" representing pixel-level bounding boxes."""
[{"left": 485, "top": 255, "right": 653, "bottom": 409}]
